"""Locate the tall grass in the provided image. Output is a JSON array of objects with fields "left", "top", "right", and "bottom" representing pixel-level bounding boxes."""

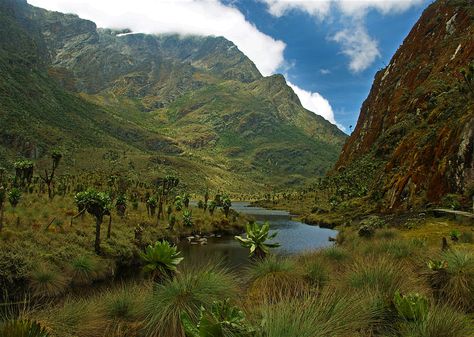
[
  {"left": 397, "top": 304, "right": 473, "bottom": 337},
  {"left": 433, "top": 249, "right": 474, "bottom": 311},
  {"left": 33, "top": 298, "right": 107, "bottom": 337},
  {"left": 258, "top": 290, "right": 381, "bottom": 337},
  {"left": 246, "top": 255, "right": 308, "bottom": 303},
  {"left": 346, "top": 256, "right": 422, "bottom": 297},
  {"left": 29, "top": 265, "right": 68, "bottom": 298},
  {"left": 98, "top": 283, "right": 146, "bottom": 337},
  {"left": 141, "top": 263, "right": 238, "bottom": 337},
  {"left": 69, "top": 255, "right": 98, "bottom": 285}
]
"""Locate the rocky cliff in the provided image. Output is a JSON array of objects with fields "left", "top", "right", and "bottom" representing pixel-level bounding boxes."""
[{"left": 335, "top": 0, "right": 474, "bottom": 210}]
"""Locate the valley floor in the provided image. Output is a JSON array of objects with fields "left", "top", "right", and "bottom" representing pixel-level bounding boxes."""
[{"left": 0, "top": 191, "right": 473, "bottom": 337}]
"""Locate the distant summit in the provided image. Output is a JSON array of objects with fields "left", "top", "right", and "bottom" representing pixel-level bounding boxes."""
[{"left": 0, "top": 0, "right": 346, "bottom": 192}]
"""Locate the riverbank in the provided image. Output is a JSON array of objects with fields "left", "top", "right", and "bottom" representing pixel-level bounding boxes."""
[
  {"left": 0, "top": 194, "right": 247, "bottom": 300},
  {"left": 4, "top": 216, "right": 473, "bottom": 337}
]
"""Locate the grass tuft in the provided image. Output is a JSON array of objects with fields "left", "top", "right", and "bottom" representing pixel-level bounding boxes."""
[
  {"left": 142, "top": 263, "right": 238, "bottom": 337},
  {"left": 259, "top": 290, "right": 381, "bottom": 337},
  {"left": 29, "top": 265, "right": 68, "bottom": 298}
]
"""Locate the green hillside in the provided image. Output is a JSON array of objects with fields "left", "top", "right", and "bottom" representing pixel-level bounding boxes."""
[{"left": 0, "top": 0, "right": 346, "bottom": 193}]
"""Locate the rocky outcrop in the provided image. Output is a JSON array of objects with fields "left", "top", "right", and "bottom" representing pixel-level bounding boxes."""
[{"left": 335, "top": 0, "right": 474, "bottom": 210}]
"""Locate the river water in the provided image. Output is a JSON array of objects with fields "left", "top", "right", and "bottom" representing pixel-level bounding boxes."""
[{"left": 180, "top": 202, "right": 338, "bottom": 268}]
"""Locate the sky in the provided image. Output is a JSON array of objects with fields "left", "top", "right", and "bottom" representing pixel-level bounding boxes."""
[{"left": 28, "top": 0, "right": 431, "bottom": 132}]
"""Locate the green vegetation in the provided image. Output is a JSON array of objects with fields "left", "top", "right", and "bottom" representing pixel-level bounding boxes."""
[
  {"left": 0, "top": 0, "right": 345, "bottom": 194},
  {"left": 235, "top": 222, "right": 280, "bottom": 258},
  {"left": 139, "top": 240, "right": 184, "bottom": 282},
  {"left": 1, "top": 205, "right": 473, "bottom": 337},
  {"left": 0, "top": 1, "right": 473, "bottom": 337}
]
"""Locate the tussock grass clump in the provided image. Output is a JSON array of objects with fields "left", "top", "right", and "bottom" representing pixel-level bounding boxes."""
[
  {"left": 246, "top": 255, "right": 293, "bottom": 280},
  {"left": 321, "top": 246, "right": 350, "bottom": 263},
  {"left": 98, "top": 284, "right": 146, "bottom": 337},
  {"left": 29, "top": 265, "right": 68, "bottom": 298},
  {"left": 102, "top": 284, "right": 143, "bottom": 321},
  {"left": 68, "top": 255, "right": 99, "bottom": 285},
  {"left": 142, "top": 263, "right": 238, "bottom": 337},
  {"left": 359, "top": 239, "right": 420, "bottom": 260},
  {"left": 258, "top": 290, "right": 380, "bottom": 337},
  {"left": 431, "top": 249, "right": 474, "bottom": 311},
  {"left": 397, "top": 304, "right": 473, "bottom": 337},
  {"left": 34, "top": 298, "right": 107, "bottom": 337},
  {"left": 383, "top": 240, "right": 418, "bottom": 260},
  {"left": 375, "top": 228, "right": 398, "bottom": 240},
  {"left": 303, "top": 259, "right": 330, "bottom": 288},
  {"left": 346, "top": 257, "right": 421, "bottom": 297},
  {"left": 0, "top": 319, "right": 50, "bottom": 337},
  {"left": 247, "top": 256, "right": 308, "bottom": 303}
]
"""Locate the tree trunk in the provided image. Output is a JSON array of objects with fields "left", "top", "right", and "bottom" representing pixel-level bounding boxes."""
[
  {"left": 107, "top": 215, "right": 112, "bottom": 239},
  {"left": 95, "top": 217, "right": 102, "bottom": 254},
  {"left": 47, "top": 182, "right": 53, "bottom": 200},
  {"left": 0, "top": 206, "right": 3, "bottom": 232}
]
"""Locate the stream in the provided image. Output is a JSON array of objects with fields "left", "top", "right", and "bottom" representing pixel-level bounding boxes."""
[{"left": 180, "top": 202, "right": 338, "bottom": 268}]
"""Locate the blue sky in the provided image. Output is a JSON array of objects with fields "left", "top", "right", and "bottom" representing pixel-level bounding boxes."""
[
  {"left": 29, "top": 0, "right": 432, "bottom": 132},
  {"left": 226, "top": 0, "right": 430, "bottom": 131}
]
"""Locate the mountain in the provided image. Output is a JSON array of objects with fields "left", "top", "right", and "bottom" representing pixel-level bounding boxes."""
[
  {"left": 0, "top": 0, "right": 346, "bottom": 193},
  {"left": 334, "top": 0, "right": 473, "bottom": 210}
]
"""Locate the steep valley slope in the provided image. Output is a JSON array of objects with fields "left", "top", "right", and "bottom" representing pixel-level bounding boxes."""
[
  {"left": 334, "top": 0, "right": 474, "bottom": 211},
  {"left": 0, "top": 0, "right": 346, "bottom": 193}
]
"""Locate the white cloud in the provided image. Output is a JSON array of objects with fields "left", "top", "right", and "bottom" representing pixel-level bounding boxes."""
[
  {"left": 27, "top": 0, "right": 285, "bottom": 76},
  {"left": 260, "top": 0, "right": 424, "bottom": 18},
  {"left": 320, "top": 68, "right": 331, "bottom": 75},
  {"left": 331, "top": 25, "right": 380, "bottom": 73},
  {"left": 260, "top": 0, "right": 424, "bottom": 72},
  {"left": 335, "top": 0, "right": 425, "bottom": 17},
  {"left": 262, "top": 0, "right": 332, "bottom": 19},
  {"left": 287, "top": 80, "right": 343, "bottom": 130}
]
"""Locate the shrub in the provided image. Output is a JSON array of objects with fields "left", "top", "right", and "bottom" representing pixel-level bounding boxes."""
[
  {"left": 182, "top": 210, "right": 193, "bottom": 227},
  {"left": 139, "top": 240, "right": 183, "bottom": 282},
  {"left": 398, "top": 304, "right": 473, "bottom": 337},
  {"left": 449, "top": 230, "right": 461, "bottom": 242},
  {"left": 358, "top": 225, "right": 375, "bottom": 238},
  {"left": 441, "top": 194, "right": 462, "bottom": 210},
  {"left": 8, "top": 188, "right": 22, "bottom": 208},
  {"left": 393, "top": 291, "right": 429, "bottom": 321},
  {"left": 235, "top": 222, "right": 280, "bottom": 259},
  {"left": 181, "top": 299, "right": 254, "bottom": 337}
]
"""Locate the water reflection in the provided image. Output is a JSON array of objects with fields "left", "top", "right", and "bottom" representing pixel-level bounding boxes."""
[{"left": 181, "top": 202, "right": 337, "bottom": 268}]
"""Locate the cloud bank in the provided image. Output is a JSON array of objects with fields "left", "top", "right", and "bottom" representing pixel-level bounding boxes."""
[
  {"left": 287, "top": 81, "right": 343, "bottom": 130},
  {"left": 260, "top": 0, "right": 424, "bottom": 72},
  {"left": 28, "top": 0, "right": 285, "bottom": 76}
]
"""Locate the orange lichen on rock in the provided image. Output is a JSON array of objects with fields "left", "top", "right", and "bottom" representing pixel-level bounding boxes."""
[{"left": 335, "top": 0, "right": 474, "bottom": 210}]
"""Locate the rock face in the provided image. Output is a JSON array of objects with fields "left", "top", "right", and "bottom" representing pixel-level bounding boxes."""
[
  {"left": 335, "top": 0, "right": 474, "bottom": 210},
  {"left": 0, "top": 0, "right": 346, "bottom": 192}
]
